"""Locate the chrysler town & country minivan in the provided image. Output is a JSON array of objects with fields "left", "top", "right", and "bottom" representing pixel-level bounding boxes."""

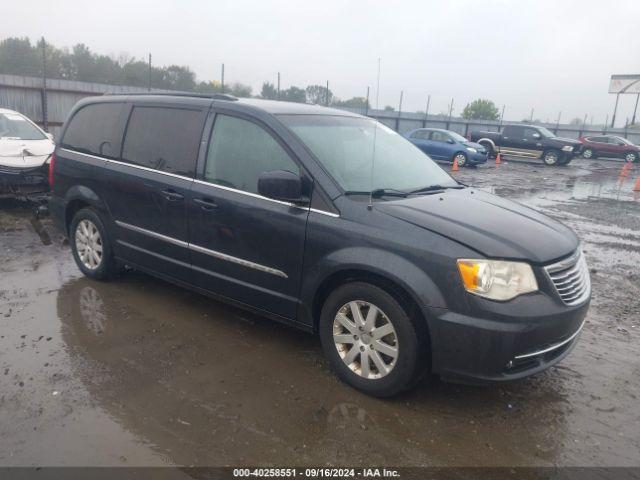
[{"left": 49, "top": 94, "right": 591, "bottom": 396}]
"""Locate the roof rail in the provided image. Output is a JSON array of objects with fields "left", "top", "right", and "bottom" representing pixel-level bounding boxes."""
[{"left": 105, "top": 92, "right": 238, "bottom": 101}]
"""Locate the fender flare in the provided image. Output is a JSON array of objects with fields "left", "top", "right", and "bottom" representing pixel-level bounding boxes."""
[
  {"left": 301, "top": 246, "right": 447, "bottom": 327},
  {"left": 476, "top": 138, "right": 496, "bottom": 150},
  {"left": 63, "top": 185, "right": 111, "bottom": 229}
]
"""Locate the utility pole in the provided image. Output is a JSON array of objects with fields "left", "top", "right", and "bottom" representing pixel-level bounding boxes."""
[
  {"left": 398, "top": 90, "right": 403, "bottom": 115},
  {"left": 611, "top": 93, "right": 620, "bottom": 128},
  {"left": 498, "top": 105, "right": 505, "bottom": 129},
  {"left": 365, "top": 86, "right": 370, "bottom": 116},
  {"left": 277, "top": 72, "right": 281, "bottom": 100},
  {"left": 632, "top": 93, "right": 639, "bottom": 126},
  {"left": 424, "top": 95, "right": 431, "bottom": 127},
  {"left": 148, "top": 53, "right": 152, "bottom": 91},
  {"left": 555, "top": 111, "right": 562, "bottom": 133},
  {"left": 221, "top": 63, "right": 225, "bottom": 93},
  {"left": 530, "top": 108, "right": 534, "bottom": 123},
  {"left": 604, "top": 114, "right": 609, "bottom": 133},
  {"left": 41, "top": 37, "right": 48, "bottom": 132}
]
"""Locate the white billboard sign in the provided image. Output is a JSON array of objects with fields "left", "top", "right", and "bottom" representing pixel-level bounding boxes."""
[{"left": 609, "top": 74, "right": 640, "bottom": 94}]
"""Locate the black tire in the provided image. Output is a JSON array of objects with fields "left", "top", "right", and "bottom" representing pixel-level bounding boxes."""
[
  {"left": 542, "top": 149, "right": 562, "bottom": 166},
  {"left": 319, "top": 282, "right": 428, "bottom": 397},
  {"left": 69, "top": 207, "right": 117, "bottom": 281},
  {"left": 582, "top": 148, "right": 595, "bottom": 159},
  {"left": 624, "top": 151, "right": 638, "bottom": 163},
  {"left": 479, "top": 142, "right": 494, "bottom": 158},
  {"left": 452, "top": 151, "right": 468, "bottom": 167}
]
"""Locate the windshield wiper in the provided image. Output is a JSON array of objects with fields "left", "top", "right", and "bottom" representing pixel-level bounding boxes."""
[
  {"left": 409, "top": 184, "right": 465, "bottom": 195},
  {"left": 344, "top": 188, "right": 408, "bottom": 198}
]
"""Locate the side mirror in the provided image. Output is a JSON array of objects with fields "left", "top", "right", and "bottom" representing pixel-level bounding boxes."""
[
  {"left": 258, "top": 170, "right": 303, "bottom": 203},
  {"left": 447, "top": 138, "right": 455, "bottom": 144},
  {"left": 532, "top": 133, "right": 541, "bottom": 139}
]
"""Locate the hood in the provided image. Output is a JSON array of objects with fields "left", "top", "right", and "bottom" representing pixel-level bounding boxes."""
[
  {"left": 463, "top": 141, "right": 485, "bottom": 150},
  {"left": 375, "top": 188, "right": 578, "bottom": 263},
  {"left": 0, "top": 138, "right": 54, "bottom": 168},
  {"left": 551, "top": 136, "right": 582, "bottom": 145}
]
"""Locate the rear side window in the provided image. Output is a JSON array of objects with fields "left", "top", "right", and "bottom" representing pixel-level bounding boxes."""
[
  {"left": 122, "top": 106, "right": 204, "bottom": 177},
  {"left": 62, "top": 103, "right": 125, "bottom": 158},
  {"left": 410, "top": 130, "right": 429, "bottom": 140},
  {"left": 503, "top": 125, "right": 523, "bottom": 137},
  {"left": 204, "top": 114, "right": 299, "bottom": 194}
]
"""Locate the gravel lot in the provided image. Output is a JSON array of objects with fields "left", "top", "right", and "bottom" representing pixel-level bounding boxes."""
[{"left": 0, "top": 158, "right": 638, "bottom": 467}]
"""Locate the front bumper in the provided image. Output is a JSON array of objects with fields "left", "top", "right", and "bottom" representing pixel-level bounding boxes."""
[
  {"left": 468, "top": 153, "right": 488, "bottom": 165},
  {"left": 427, "top": 292, "right": 589, "bottom": 383},
  {"left": 0, "top": 164, "right": 48, "bottom": 190}
]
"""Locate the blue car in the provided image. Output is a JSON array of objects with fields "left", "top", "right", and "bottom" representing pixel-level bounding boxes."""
[{"left": 405, "top": 128, "right": 488, "bottom": 167}]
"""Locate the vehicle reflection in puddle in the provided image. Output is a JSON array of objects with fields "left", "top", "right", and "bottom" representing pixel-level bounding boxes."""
[{"left": 57, "top": 274, "right": 570, "bottom": 466}]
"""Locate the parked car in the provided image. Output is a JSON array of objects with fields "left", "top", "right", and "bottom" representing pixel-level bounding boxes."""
[
  {"left": 469, "top": 124, "right": 582, "bottom": 166},
  {"left": 405, "top": 128, "right": 488, "bottom": 167},
  {"left": 0, "top": 108, "right": 55, "bottom": 195},
  {"left": 578, "top": 135, "right": 639, "bottom": 163},
  {"left": 50, "top": 94, "right": 590, "bottom": 397}
]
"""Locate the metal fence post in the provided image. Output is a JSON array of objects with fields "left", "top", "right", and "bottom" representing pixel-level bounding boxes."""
[{"left": 41, "top": 37, "right": 48, "bottom": 132}]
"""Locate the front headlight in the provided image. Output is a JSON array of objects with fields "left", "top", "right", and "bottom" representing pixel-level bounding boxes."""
[
  {"left": 457, "top": 259, "right": 538, "bottom": 301},
  {"left": 562, "top": 145, "right": 574, "bottom": 152},
  {"left": 466, "top": 147, "right": 477, "bottom": 153}
]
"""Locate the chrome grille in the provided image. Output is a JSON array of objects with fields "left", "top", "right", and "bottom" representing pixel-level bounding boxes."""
[{"left": 545, "top": 250, "right": 591, "bottom": 306}]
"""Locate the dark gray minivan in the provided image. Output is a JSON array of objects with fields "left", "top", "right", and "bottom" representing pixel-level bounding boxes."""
[{"left": 49, "top": 94, "right": 590, "bottom": 396}]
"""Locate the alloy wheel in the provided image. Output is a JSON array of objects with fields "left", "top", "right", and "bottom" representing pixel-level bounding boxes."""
[
  {"left": 75, "top": 219, "right": 103, "bottom": 270},
  {"left": 583, "top": 149, "right": 593, "bottom": 159},
  {"left": 332, "top": 300, "right": 399, "bottom": 379},
  {"left": 454, "top": 153, "right": 467, "bottom": 167},
  {"left": 625, "top": 152, "right": 638, "bottom": 163},
  {"left": 544, "top": 151, "right": 559, "bottom": 165}
]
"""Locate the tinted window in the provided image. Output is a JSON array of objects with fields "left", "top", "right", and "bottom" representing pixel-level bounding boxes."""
[
  {"left": 589, "top": 136, "right": 608, "bottom": 143},
  {"left": 430, "top": 131, "right": 450, "bottom": 142},
  {"left": 504, "top": 126, "right": 523, "bottom": 137},
  {"left": 62, "top": 103, "right": 125, "bottom": 158},
  {"left": 205, "top": 114, "right": 299, "bottom": 194},
  {"left": 523, "top": 128, "right": 540, "bottom": 140},
  {"left": 122, "top": 106, "right": 204, "bottom": 176}
]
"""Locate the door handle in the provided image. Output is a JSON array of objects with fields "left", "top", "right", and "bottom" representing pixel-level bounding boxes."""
[
  {"left": 161, "top": 189, "right": 184, "bottom": 201},
  {"left": 193, "top": 197, "right": 218, "bottom": 211}
]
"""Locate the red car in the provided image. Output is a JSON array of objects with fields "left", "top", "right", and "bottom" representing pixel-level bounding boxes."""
[{"left": 579, "top": 135, "right": 639, "bottom": 163}]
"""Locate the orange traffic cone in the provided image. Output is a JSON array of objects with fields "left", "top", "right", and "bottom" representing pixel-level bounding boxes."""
[
  {"left": 452, "top": 158, "right": 459, "bottom": 172},
  {"left": 495, "top": 153, "right": 502, "bottom": 165},
  {"left": 620, "top": 163, "right": 630, "bottom": 177},
  {"left": 634, "top": 176, "right": 640, "bottom": 192}
]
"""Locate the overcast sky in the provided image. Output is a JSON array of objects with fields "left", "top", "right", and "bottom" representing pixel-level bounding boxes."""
[{"left": 4, "top": 0, "right": 640, "bottom": 125}]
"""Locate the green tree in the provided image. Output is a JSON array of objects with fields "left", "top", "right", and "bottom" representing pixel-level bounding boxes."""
[
  {"left": 0, "top": 37, "right": 39, "bottom": 76},
  {"left": 260, "top": 82, "right": 278, "bottom": 99},
  {"left": 384, "top": 105, "right": 395, "bottom": 112},
  {"left": 282, "top": 86, "right": 306, "bottom": 103},
  {"left": 461, "top": 99, "right": 500, "bottom": 120},
  {"left": 306, "top": 84, "right": 333, "bottom": 105},
  {"left": 227, "top": 82, "right": 252, "bottom": 97},
  {"left": 335, "top": 97, "right": 370, "bottom": 109}
]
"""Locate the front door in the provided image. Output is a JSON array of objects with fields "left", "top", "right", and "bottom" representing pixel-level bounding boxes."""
[
  {"left": 428, "top": 130, "right": 452, "bottom": 160},
  {"left": 187, "top": 112, "right": 309, "bottom": 319},
  {"left": 106, "top": 104, "right": 208, "bottom": 281}
]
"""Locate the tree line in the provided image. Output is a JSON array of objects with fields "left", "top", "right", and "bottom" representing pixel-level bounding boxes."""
[{"left": 1, "top": 37, "right": 504, "bottom": 119}]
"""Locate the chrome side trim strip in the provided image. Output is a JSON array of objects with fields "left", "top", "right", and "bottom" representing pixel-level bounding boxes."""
[
  {"left": 115, "top": 220, "right": 189, "bottom": 248},
  {"left": 60, "top": 149, "right": 340, "bottom": 217},
  {"left": 514, "top": 319, "right": 585, "bottom": 360},
  {"left": 188, "top": 243, "right": 288, "bottom": 278},
  {"left": 115, "top": 220, "right": 287, "bottom": 278}
]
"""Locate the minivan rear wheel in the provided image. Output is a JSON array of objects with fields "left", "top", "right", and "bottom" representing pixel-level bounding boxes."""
[
  {"left": 319, "top": 282, "right": 425, "bottom": 397},
  {"left": 70, "top": 208, "right": 117, "bottom": 280}
]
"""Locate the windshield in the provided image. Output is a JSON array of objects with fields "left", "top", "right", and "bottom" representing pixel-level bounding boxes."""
[
  {"left": 447, "top": 131, "right": 468, "bottom": 142},
  {"left": 279, "top": 115, "right": 458, "bottom": 192},
  {"left": 0, "top": 112, "right": 46, "bottom": 140},
  {"left": 537, "top": 127, "right": 556, "bottom": 138}
]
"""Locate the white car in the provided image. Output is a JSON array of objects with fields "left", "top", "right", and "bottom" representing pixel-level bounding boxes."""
[{"left": 0, "top": 108, "right": 55, "bottom": 194}]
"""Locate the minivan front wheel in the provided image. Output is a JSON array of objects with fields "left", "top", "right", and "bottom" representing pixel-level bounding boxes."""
[
  {"left": 70, "top": 208, "right": 117, "bottom": 280},
  {"left": 319, "top": 282, "right": 425, "bottom": 397}
]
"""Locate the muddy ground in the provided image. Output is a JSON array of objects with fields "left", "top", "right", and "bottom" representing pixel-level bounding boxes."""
[{"left": 0, "top": 158, "right": 638, "bottom": 467}]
